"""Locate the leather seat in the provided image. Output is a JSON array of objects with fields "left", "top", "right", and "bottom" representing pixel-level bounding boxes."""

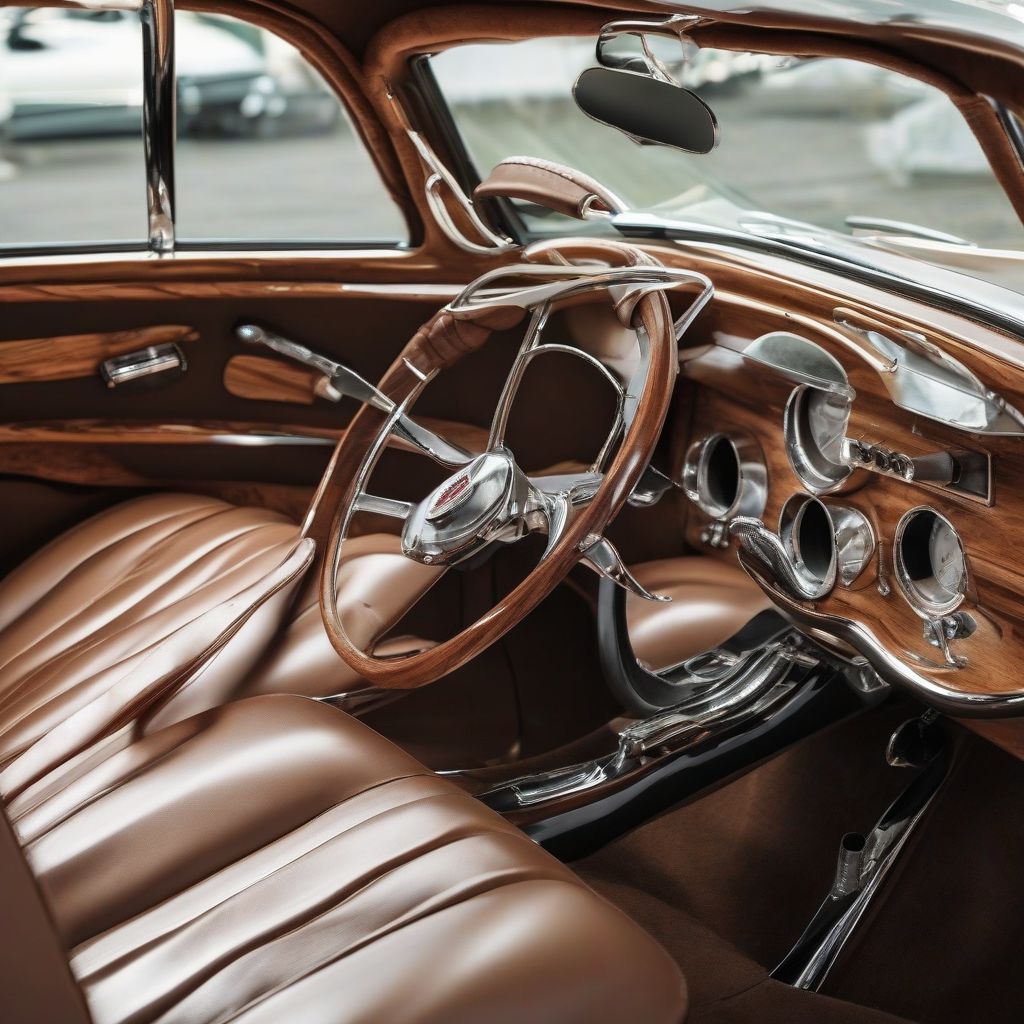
[
  {"left": 626, "top": 556, "right": 773, "bottom": 673},
  {"left": 0, "top": 493, "right": 440, "bottom": 770},
  {"left": 2, "top": 693, "right": 687, "bottom": 1024}
]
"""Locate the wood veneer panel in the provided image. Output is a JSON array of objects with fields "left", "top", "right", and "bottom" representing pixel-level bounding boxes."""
[
  {"left": 0, "top": 324, "right": 198, "bottom": 384},
  {"left": 224, "top": 355, "right": 321, "bottom": 405}
]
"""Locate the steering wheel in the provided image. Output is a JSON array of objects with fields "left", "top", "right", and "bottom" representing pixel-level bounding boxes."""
[{"left": 317, "top": 239, "right": 710, "bottom": 687}]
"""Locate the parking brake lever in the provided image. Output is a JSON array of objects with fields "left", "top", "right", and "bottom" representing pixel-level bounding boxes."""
[{"left": 235, "top": 323, "right": 473, "bottom": 468}]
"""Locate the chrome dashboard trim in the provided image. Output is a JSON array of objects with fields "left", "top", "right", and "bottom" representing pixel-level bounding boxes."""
[
  {"left": 734, "top": 544, "right": 1024, "bottom": 717},
  {"left": 613, "top": 215, "right": 1024, "bottom": 343}
]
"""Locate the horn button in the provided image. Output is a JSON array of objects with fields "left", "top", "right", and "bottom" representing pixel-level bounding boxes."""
[{"left": 402, "top": 450, "right": 533, "bottom": 566}]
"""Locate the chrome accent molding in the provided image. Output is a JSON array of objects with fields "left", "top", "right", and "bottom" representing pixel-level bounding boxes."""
[
  {"left": 834, "top": 312, "right": 1024, "bottom": 436},
  {"left": 477, "top": 631, "right": 815, "bottom": 809},
  {"left": 141, "top": 0, "right": 176, "bottom": 253},
  {"left": 844, "top": 216, "right": 973, "bottom": 246},
  {"left": 733, "top": 540, "right": 1024, "bottom": 717},
  {"left": 742, "top": 331, "right": 854, "bottom": 399}
]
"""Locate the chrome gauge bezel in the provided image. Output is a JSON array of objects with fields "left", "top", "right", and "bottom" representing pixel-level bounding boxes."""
[
  {"left": 784, "top": 385, "right": 853, "bottom": 494},
  {"left": 778, "top": 494, "right": 838, "bottom": 597},
  {"left": 893, "top": 506, "right": 968, "bottom": 618},
  {"left": 682, "top": 431, "right": 767, "bottom": 520}
]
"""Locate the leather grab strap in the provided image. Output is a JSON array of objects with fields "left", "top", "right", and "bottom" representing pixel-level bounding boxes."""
[
  {"left": 474, "top": 156, "right": 627, "bottom": 220},
  {"left": 0, "top": 806, "right": 90, "bottom": 1024}
]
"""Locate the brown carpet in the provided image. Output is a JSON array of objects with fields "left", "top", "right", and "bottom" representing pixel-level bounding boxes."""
[
  {"left": 822, "top": 734, "right": 1024, "bottom": 1023},
  {"left": 573, "top": 702, "right": 1024, "bottom": 1023},
  {"left": 576, "top": 705, "right": 913, "bottom": 968}
]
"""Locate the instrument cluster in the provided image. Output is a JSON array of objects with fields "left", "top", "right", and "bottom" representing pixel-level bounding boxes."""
[{"left": 673, "top": 320, "right": 1019, "bottom": 714}]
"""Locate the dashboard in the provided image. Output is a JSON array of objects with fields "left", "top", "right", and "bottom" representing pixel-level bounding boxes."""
[{"left": 661, "top": 244, "right": 1024, "bottom": 743}]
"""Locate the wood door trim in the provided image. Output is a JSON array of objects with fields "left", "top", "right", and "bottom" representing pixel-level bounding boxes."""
[{"left": 0, "top": 325, "right": 198, "bottom": 384}]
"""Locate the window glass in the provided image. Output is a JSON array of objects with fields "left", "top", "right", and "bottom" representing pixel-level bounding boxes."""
[
  {"left": 174, "top": 13, "right": 406, "bottom": 243},
  {"left": 0, "top": 7, "right": 146, "bottom": 246},
  {"left": 430, "top": 39, "right": 1024, "bottom": 253}
]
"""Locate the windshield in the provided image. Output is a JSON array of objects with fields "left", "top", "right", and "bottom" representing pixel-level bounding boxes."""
[{"left": 430, "top": 38, "right": 1024, "bottom": 281}]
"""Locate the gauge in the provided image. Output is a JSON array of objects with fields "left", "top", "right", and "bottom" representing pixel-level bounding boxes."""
[
  {"left": 784, "top": 385, "right": 852, "bottom": 493},
  {"left": 894, "top": 507, "right": 967, "bottom": 616},
  {"left": 682, "top": 432, "right": 766, "bottom": 520}
]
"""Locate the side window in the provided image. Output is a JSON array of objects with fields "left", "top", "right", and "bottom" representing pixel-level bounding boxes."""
[
  {"left": 0, "top": 8, "right": 406, "bottom": 249},
  {"left": 174, "top": 14, "right": 406, "bottom": 244},
  {"left": 0, "top": 7, "right": 147, "bottom": 246}
]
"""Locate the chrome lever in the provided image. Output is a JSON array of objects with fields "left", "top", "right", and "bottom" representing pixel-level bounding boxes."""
[
  {"left": 579, "top": 535, "right": 670, "bottom": 602},
  {"left": 627, "top": 464, "right": 677, "bottom": 507},
  {"left": 730, "top": 516, "right": 832, "bottom": 601},
  {"left": 234, "top": 323, "right": 474, "bottom": 468},
  {"left": 235, "top": 323, "right": 388, "bottom": 411}
]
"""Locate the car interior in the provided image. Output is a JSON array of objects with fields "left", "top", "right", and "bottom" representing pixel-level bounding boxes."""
[{"left": 3, "top": 1, "right": 1024, "bottom": 1022}]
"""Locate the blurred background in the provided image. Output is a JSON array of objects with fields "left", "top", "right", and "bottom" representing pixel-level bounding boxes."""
[{"left": 0, "top": 13, "right": 1019, "bottom": 250}]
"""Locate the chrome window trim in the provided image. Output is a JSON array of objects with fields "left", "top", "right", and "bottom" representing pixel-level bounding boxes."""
[{"left": 141, "top": 0, "right": 176, "bottom": 253}]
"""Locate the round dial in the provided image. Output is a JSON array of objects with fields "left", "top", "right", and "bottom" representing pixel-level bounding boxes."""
[
  {"left": 929, "top": 516, "right": 967, "bottom": 597},
  {"left": 895, "top": 508, "right": 967, "bottom": 616}
]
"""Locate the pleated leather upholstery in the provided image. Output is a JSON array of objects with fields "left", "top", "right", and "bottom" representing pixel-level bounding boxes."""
[
  {"left": 0, "top": 494, "right": 439, "bottom": 781},
  {"left": 6, "top": 695, "right": 687, "bottom": 1024}
]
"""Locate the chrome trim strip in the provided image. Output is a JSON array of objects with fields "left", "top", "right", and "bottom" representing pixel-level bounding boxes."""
[
  {"left": 141, "top": 0, "right": 176, "bottom": 253},
  {"left": 100, "top": 343, "right": 185, "bottom": 387}
]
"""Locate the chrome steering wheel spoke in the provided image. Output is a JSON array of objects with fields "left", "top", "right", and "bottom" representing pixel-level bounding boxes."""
[{"left": 352, "top": 493, "right": 414, "bottom": 520}]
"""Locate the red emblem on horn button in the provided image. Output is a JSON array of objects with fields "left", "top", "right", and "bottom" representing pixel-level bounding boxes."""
[{"left": 427, "top": 472, "right": 472, "bottom": 519}]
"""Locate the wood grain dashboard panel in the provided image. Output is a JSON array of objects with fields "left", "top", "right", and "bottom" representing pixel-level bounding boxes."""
[
  {"left": 0, "top": 324, "right": 198, "bottom": 383},
  {"left": 667, "top": 273, "right": 1024, "bottom": 729}
]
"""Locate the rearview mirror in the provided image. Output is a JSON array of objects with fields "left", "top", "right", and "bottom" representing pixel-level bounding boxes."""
[{"left": 573, "top": 66, "right": 718, "bottom": 155}]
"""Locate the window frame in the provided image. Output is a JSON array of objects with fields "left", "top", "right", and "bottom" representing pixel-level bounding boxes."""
[{"left": 0, "top": 0, "right": 417, "bottom": 258}]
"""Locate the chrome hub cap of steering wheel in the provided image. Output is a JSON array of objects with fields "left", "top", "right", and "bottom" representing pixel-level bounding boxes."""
[{"left": 401, "top": 449, "right": 534, "bottom": 566}]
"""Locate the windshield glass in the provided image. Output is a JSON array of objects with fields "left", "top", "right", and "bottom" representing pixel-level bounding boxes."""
[{"left": 430, "top": 38, "right": 1024, "bottom": 280}]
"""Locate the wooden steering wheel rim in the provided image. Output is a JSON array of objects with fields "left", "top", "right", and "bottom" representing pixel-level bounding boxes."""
[{"left": 319, "top": 240, "right": 677, "bottom": 688}]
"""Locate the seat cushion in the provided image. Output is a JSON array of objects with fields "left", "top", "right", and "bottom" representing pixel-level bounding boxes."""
[
  {"left": 0, "top": 494, "right": 439, "bottom": 778},
  {"left": 626, "top": 556, "right": 773, "bottom": 673},
  {"left": 5, "top": 694, "right": 686, "bottom": 1024}
]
